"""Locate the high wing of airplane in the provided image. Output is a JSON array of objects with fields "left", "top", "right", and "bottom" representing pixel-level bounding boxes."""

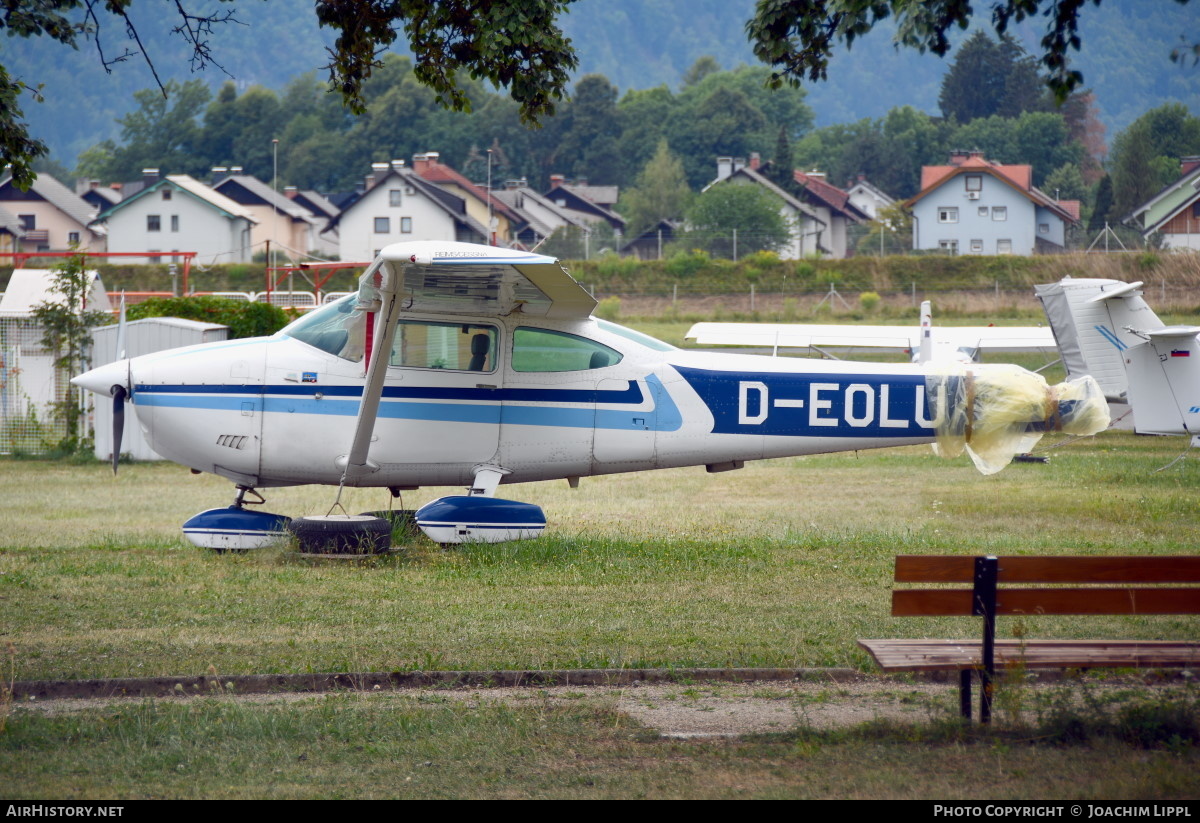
[
  {"left": 73, "top": 242, "right": 1108, "bottom": 550},
  {"left": 687, "top": 305, "right": 1057, "bottom": 365},
  {"left": 1036, "top": 277, "right": 1200, "bottom": 443}
]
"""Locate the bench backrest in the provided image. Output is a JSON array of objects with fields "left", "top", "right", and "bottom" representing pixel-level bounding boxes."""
[{"left": 893, "top": 556, "right": 1200, "bottom": 617}]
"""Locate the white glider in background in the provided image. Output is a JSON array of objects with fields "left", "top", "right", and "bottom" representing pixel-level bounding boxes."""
[{"left": 686, "top": 301, "right": 1057, "bottom": 364}]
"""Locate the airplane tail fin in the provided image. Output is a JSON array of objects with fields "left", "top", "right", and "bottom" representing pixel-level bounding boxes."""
[
  {"left": 1035, "top": 277, "right": 1199, "bottom": 440},
  {"left": 917, "top": 299, "right": 933, "bottom": 364}
]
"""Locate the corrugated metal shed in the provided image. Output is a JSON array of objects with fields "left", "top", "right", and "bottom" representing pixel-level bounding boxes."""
[{"left": 90, "top": 317, "right": 229, "bottom": 461}]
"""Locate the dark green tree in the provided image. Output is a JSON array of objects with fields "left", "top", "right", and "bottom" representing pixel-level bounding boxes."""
[
  {"left": 1110, "top": 121, "right": 1160, "bottom": 220},
  {"left": 748, "top": 0, "right": 1194, "bottom": 106},
  {"left": 31, "top": 255, "right": 111, "bottom": 452},
  {"left": 1088, "top": 175, "right": 1114, "bottom": 232},
  {"left": 682, "top": 183, "right": 790, "bottom": 258},
  {"left": 938, "top": 31, "right": 1008, "bottom": 123},
  {"left": 619, "top": 139, "right": 692, "bottom": 236}
]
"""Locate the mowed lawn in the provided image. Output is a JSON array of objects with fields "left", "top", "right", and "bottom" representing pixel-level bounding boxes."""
[
  {"left": 1, "top": 429, "right": 1197, "bottom": 681},
  {"left": 2, "top": 432, "right": 1199, "bottom": 799}
]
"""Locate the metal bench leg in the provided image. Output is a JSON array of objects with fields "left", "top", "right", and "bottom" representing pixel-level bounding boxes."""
[
  {"left": 960, "top": 669, "right": 972, "bottom": 720},
  {"left": 980, "top": 667, "right": 993, "bottom": 724}
]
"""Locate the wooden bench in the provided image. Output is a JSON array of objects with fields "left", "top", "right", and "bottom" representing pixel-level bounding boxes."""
[{"left": 858, "top": 555, "right": 1200, "bottom": 722}]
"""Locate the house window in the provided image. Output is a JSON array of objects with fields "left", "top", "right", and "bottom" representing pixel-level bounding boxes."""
[
  {"left": 400, "top": 217, "right": 412, "bottom": 233},
  {"left": 67, "top": 231, "right": 80, "bottom": 246},
  {"left": 992, "top": 206, "right": 1007, "bottom": 221},
  {"left": 18, "top": 214, "right": 35, "bottom": 230},
  {"left": 147, "top": 215, "right": 161, "bottom": 232},
  {"left": 374, "top": 217, "right": 390, "bottom": 233},
  {"left": 978, "top": 206, "right": 989, "bottom": 217},
  {"left": 162, "top": 189, "right": 172, "bottom": 201},
  {"left": 938, "top": 207, "right": 958, "bottom": 223},
  {"left": 404, "top": 185, "right": 416, "bottom": 196},
  {"left": 1038, "top": 223, "right": 1049, "bottom": 234},
  {"left": 148, "top": 251, "right": 161, "bottom": 263},
  {"left": 997, "top": 239, "right": 1013, "bottom": 254},
  {"left": 389, "top": 189, "right": 402, "bottom": 207},
  {"left": 938, "top": 240, "right": 958, "bottom": 255},
  {"left": 170, "top": 215, "right": 179, "bottom": 232},
  {"left": 965, "top": 175, "right": 982, "bottom": 191},
  {"left": 970, "top": 238, "right": 983, "bottom": 253}
]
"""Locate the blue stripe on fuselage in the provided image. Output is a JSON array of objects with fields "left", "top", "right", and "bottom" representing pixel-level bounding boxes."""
[
  {"left": 674, "top": 366, "right": 934, "bottom": 438},
  {"left": 132, "top": 375, "right": 684, "bottom": 432}
]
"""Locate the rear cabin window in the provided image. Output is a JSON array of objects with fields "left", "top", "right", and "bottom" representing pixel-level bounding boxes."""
[
  {"left": 391, "top": 321, "right": 498, "bottom": 372},
  {"left": 511, "top": 327, "right": 622, "bottom": 372}
]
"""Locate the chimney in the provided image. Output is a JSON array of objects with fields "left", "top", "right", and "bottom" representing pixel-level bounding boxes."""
[
  {"left": 733, "top": 157, "right": 746, "bottom": 174},
  {"left": 749, "top": 152, "right": 761, "bottom": 171},
  {"left": 390, "top": 159, "right": 406, "bottom": 172},
  {"left": 412, "top": 153, "right": 431, "bottom": 173},
  {"left": 949, "top": 149, "right": 969, "bottom": 165},
  {"left": 284, "top": 186, "right": 298, "bottom": 199},
  {"left": 229, "top": 166, "right": 243, "bottom": 175},
  {"left": 504, "top": 178, "right": 527, "bottom": 190},
  {"left": 211, "top": 166, "right": 228, "bottom": 184},
  {"left": 142, "top": 168, "right": 160, "bottom": 184},
  {"left": 364, "top": 175, "right": 376, "bottom": 190},
  {"left": 807, "top": 169, "right": 826, "bottom": 180},
  {"left": 1182, "top": 156, "right": 1200, "bottom": 177},
  {"left": 716, "top": 157, "right": 734, "bottom": 180},
  {"left": 549, "top": 174, "right": 566, "bottom": 189}
]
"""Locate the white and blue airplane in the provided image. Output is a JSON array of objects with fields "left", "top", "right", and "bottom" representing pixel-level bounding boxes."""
[{"left": 73, "top": 241, "right": 1108, "bottom": 550}]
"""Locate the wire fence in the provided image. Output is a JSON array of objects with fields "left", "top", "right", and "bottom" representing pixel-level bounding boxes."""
[{"left": 0, "top": 317, "right": 69, "bottom": 455}]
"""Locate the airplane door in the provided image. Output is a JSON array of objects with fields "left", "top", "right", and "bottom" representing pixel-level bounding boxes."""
[
  {"left": 593, "top": 376, "right": 656, "bottom": 464},
  {"left": 498, "top": 326, "right": 616, "bottom": 479},
  {"left": 376, "top": 319, "right": 503, "bottom": 464}
]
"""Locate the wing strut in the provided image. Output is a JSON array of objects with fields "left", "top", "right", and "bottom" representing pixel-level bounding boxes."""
[{"left": 336, "top": 257, "right": 402, "bottom": 481}]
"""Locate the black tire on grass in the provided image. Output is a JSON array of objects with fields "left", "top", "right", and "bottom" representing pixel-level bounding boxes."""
[
  {"left": 358, "top": 509, "right": 420, "bottom": 538},
  {"left": 288, "top": 515, "right": 392, "bottom": 554}
]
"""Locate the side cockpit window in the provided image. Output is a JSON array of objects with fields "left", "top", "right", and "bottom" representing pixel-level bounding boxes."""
[
  {"left": 391, "top": 321, "right": 498, "bottom": 372},
  {"left": 511, "top": 327, "right": 623, "bottom": 372}
]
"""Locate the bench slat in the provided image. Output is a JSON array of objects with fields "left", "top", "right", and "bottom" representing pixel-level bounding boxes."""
[
  {"left": 895, "top": 556, "right": 1200, "bottom": 584},
  {"left": 858, "top": 639, "right": 1200, "bottom": 672},
  {"left": 894, "top": 587, "right": 1200, "bottom": 616}
]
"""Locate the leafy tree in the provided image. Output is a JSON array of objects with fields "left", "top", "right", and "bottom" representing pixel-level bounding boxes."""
[
  {"left": 748, "top": 0, "right": 1194, "bottom": 106},
  {"left": 682, "top": 183, "right": 790, "bottom": 258},
  {"left": 31, "top": 255, "right": 110, "bottom": 452},
  {"left": 939, "top": 31, "right": 1009, "bottom": 123},
  {"left": 681, "top": 56, "right": 721, "bottom": 88},
  {"left": 1089, "top": 174, "right": 1114, "bottom": 232},
  {"left": 1, "top": 0, "right": 579, "bottom": 188},
  {"left": 76, "top": 79, "right": 211, "bottom": 181},
  {"left": 619, "top": 139, "right": 692, "bottom": 236},
  {"left": 555, "top": 75, "right": 623, "bottom": 183},
  {"left": 1043, "top": 163, "right": 1087, "bottom": 202},
  {"left": 1110, "top": 120, "right": 1160, "bottom": 220}
]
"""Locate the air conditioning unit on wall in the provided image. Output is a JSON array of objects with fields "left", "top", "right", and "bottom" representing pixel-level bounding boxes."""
[{"left": 966, "top": 191, "right": 980, "bottom": 200}]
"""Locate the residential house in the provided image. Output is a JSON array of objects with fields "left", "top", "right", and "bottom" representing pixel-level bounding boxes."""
[
  {"left": 90, "top": 174, "right": 256, "bottom": 264},
  {"left": 620, "top": 219, "right": 680, "bottom": 260},
  {"left": 704, "top": 155, "right": 827, "bottom": 259},
  {"left": 0, "top": 206, "right": 25, "bottom": 259},
  {"left": 792, "top": 170, "right": 871, "bottom": 258},
  {"left": 0, "top": 172, "right": 105, "bottom": 255},
  {"left": 327, "top": 161, "right": 488, "bottom": 262},
  {"left": 845, "top": 175, "right": 896, "bottom": 220},
  {"left": 411, "top": 152, "right": 525, "bottom": 246},
  {"left": 213, "top": 172, "right": 326, "bottom": 260},
  {"left": 907, "top": 151, "right": 1080, "bottom": 255},
  {"left": 542, "top": 175, "right": 627, "bottom": 236},
  {"left": 1123, "top": 156, "right": 1200, "bottom": 250},
  {"left": 284, "top": 187, "right": 341, "bottom": 255},
  {"left": 491, "top": 179, "right": 593, "bottom": 248},
  {"left": 75, "top": 179, "right": 123, "bottom": 214}
]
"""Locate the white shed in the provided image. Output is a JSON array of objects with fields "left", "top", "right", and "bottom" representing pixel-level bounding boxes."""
[{"left": 89, "top": 317, "right": 228, "bottom": 462}]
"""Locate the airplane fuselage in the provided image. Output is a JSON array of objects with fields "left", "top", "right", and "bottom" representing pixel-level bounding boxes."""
[{"left": 120, "top": 307, "right": 940, "bottom": 490}]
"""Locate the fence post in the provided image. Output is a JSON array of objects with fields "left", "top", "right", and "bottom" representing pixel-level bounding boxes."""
[
  {"left": 732, "top": 228, "right": 738, "bottom": 262},
  {"left": 750, "top": 284, "right": 755, "bottom": 312}
]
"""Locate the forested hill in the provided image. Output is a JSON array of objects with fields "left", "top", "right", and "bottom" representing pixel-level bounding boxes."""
[{"left": 6, "top": 0, "right": 1197, "bottom": 166}]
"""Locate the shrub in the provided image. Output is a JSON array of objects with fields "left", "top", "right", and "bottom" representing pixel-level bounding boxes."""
[
  {"left": 595, "top": 296, "right": 622, "bottom": 321},
  {"left": 858, "top": 291, "right": 881, "bottom": 312},
  {"left": 126, "top": 296, "right": 291, "bottom": 339}
]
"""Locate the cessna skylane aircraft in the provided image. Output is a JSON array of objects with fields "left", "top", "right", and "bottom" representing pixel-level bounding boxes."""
[{"left": 73, "top": 242, "right": 1108, "bottom": 550}]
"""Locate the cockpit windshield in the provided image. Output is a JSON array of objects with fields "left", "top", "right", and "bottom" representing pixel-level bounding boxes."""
[{"left": 281, "top": 295, "right": 365, "bottom": 361}]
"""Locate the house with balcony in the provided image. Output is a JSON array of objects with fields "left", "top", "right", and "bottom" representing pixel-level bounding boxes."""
[
  {"left": 0, "top": 172, "right": 105, "bottom": 256},
  {"left": 1123, "top": 156, "right": 1200, "bottom": 250},
  {"left": 908, "top": 151, "right": 1080, "bottom": 255}
]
